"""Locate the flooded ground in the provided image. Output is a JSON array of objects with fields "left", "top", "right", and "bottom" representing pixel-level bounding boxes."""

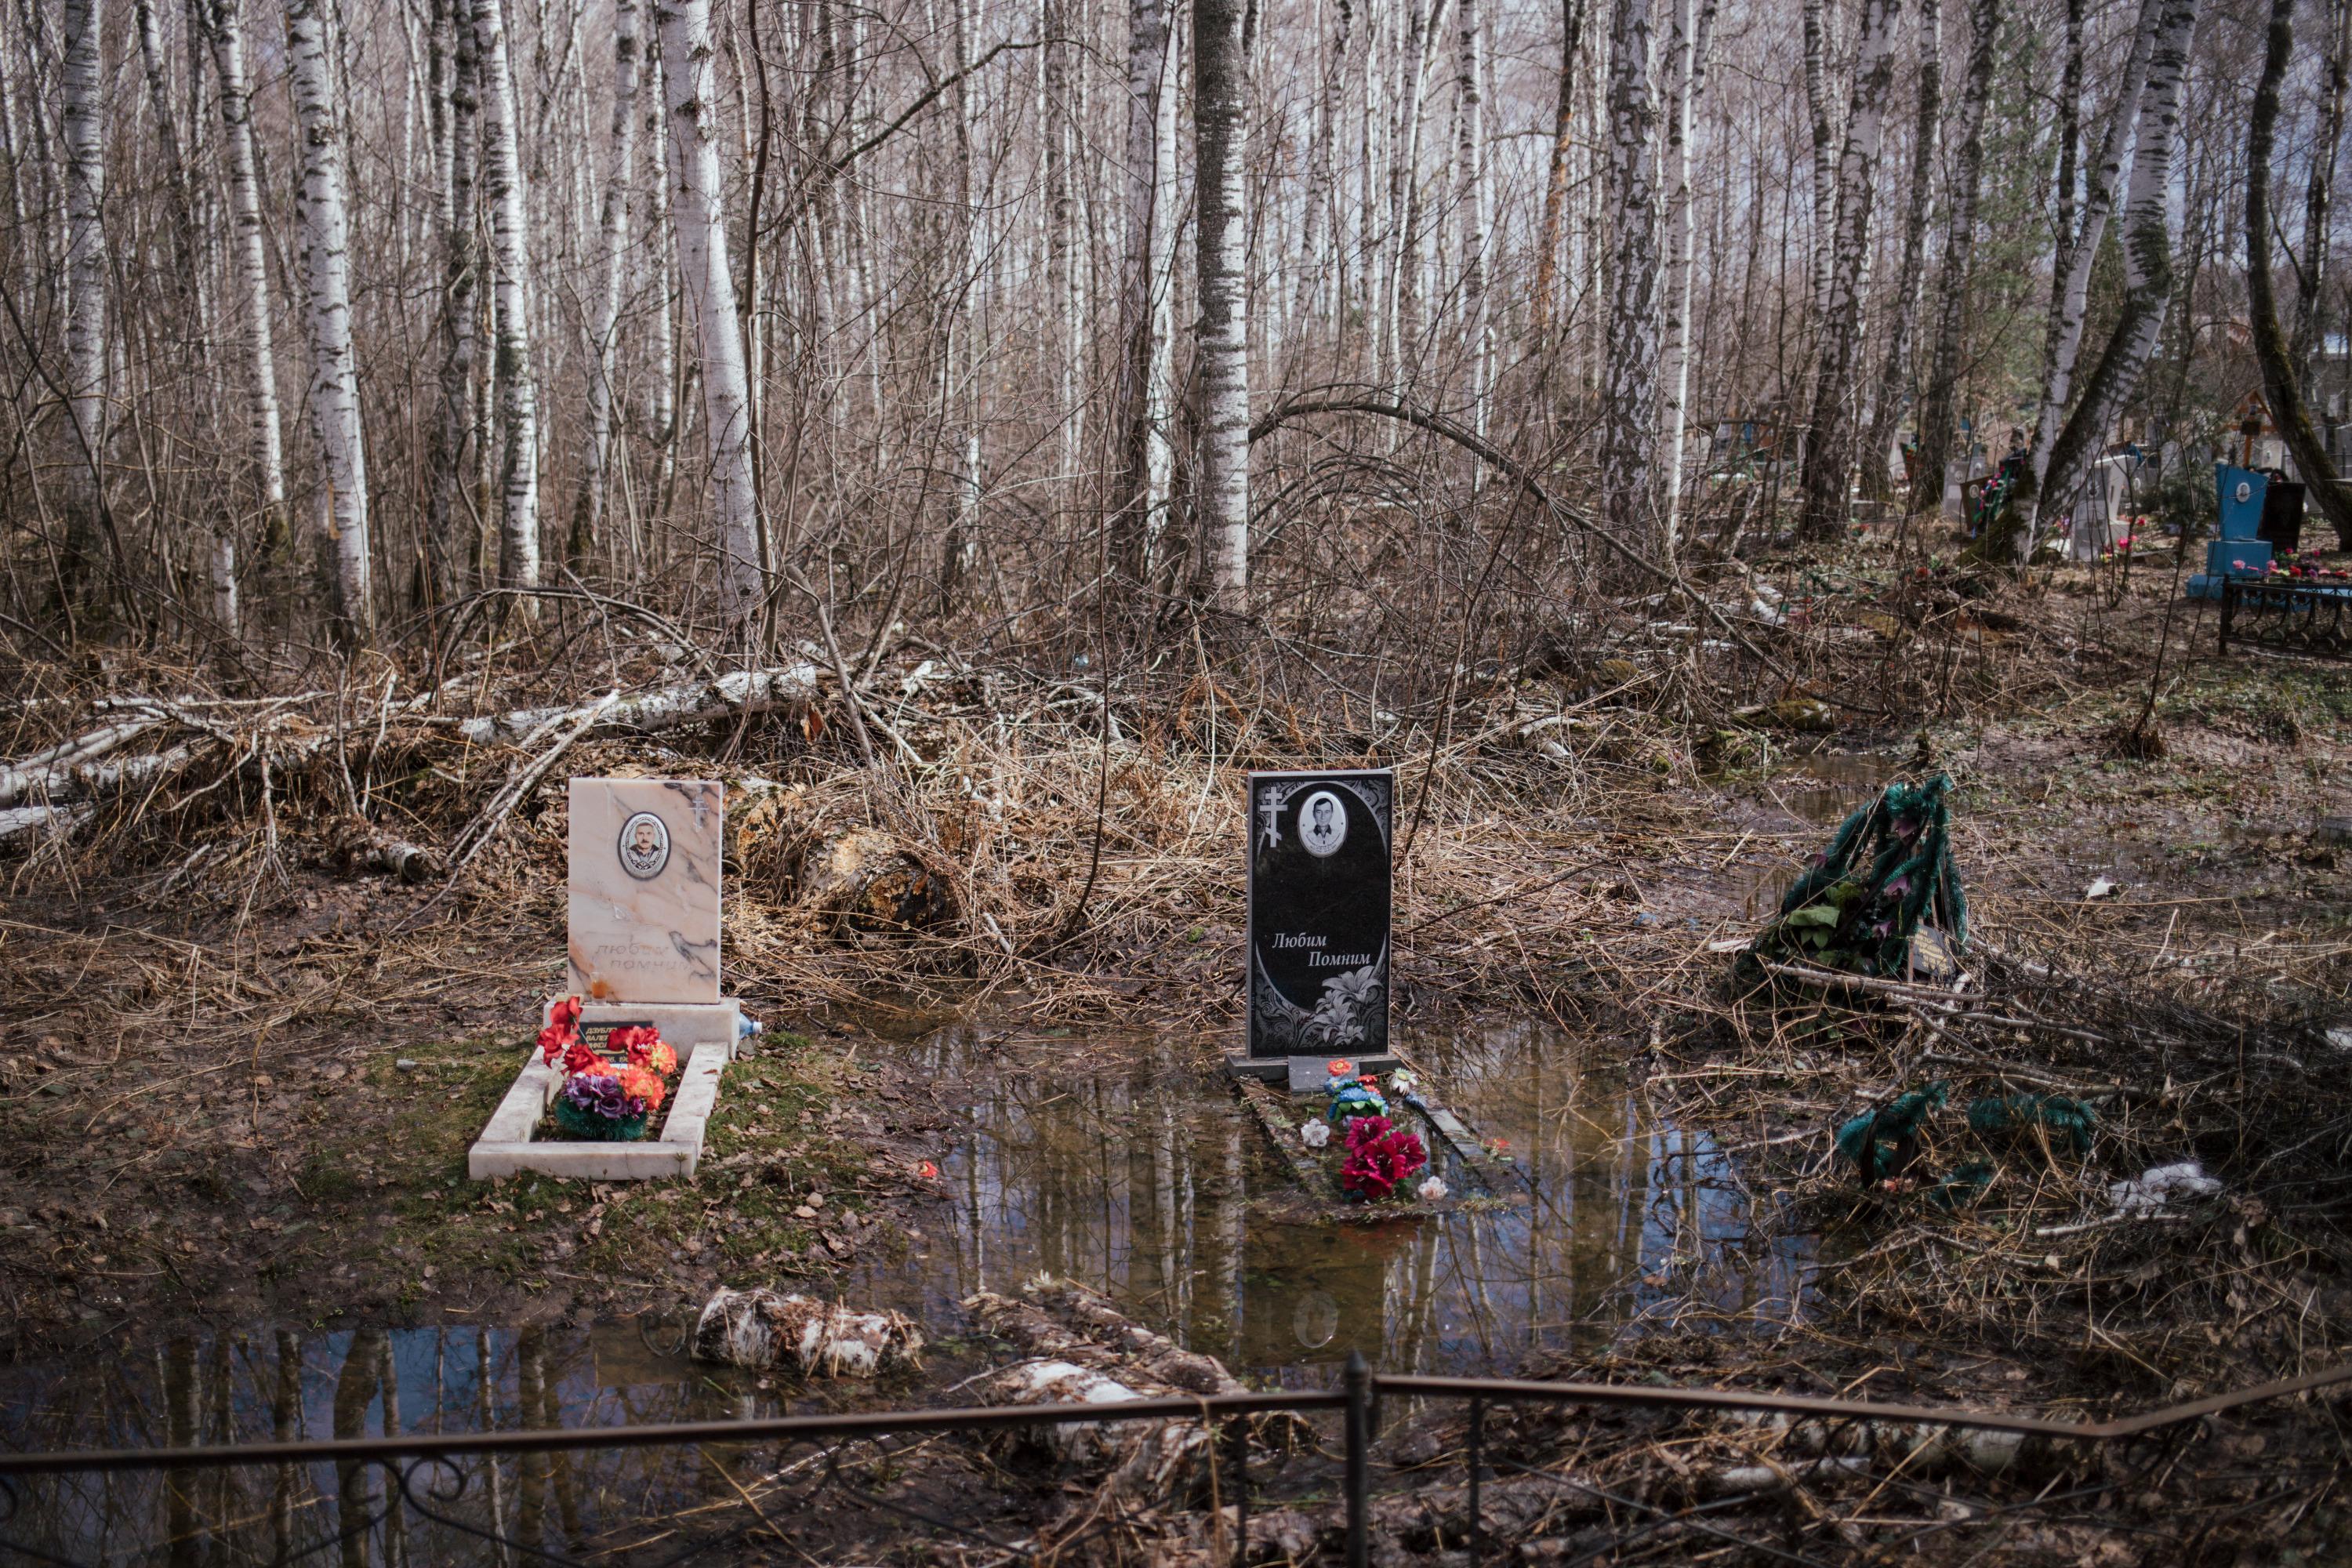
[{"left": 0, "top": 1017, "right": 1810, "bottom": 1562}]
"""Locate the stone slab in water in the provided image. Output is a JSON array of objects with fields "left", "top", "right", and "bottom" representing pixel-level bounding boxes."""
[
  {"left": 1246, "top": 769, "right": 1392, "bottom": 1058},
  {"left": 568, "top": 778, "right": 724, "bottom": 1004}
]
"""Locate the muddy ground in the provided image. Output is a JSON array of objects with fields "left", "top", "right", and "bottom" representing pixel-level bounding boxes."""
[{"left": 3, "top": 535, "right": 2351, "bottom": 1562}]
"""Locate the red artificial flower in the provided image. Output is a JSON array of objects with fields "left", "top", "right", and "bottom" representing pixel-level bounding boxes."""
[
  {"left": 1340, "top": 1114, "right": 1427, "bottom": 1201},
  {"left": 538, "top": 996, "right": 587, "bottom": 1065},
  {"left": 611, "top": 1024, "right": 673, "bottom": 1074},
  {"left": 561, "top": 1038, "right": 610, "bottom": 1078},
  {"left": 1326, "top": 1058, "right": 1356, "bottom": 1079},
  {"left": 917, "top": 1160, "right": 939, "bottom": 1180}
]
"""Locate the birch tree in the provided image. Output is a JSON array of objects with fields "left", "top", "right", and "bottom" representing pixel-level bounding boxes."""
[
  {"left": 205, "top": 0, "right": 288, "bottom": 586},
  {"left": 285, "top": 0, "right": 373, "bottom": 641},
  {"left": 2248, "top": 0, "right": 2352, "bottom": 546},
  {"left": 1531, "top": 0, "right": 1591, "bottom": 344},
  {"left": 1110, "top": 0, "right": 1176, "bottom": 583},
  {"left": 1599, "top": 0, "right": 1662, "bottom": 560},
  {"left": 1196, "top": 0, "right": 1251, "bottom": 606},
  {"left": 1910, "top": 0, "right": 2000, "bottom": 515},
  {"left": 1657, "top": 0, "right": 1719, "bottom": 545},
  {"left": 2292, "top": 0, "right": 2352, "bottom": 371},
  {"left": 1990, "top": 0, "right": 2198, "bottom": 559},
  {"left": 1859, "top": 0, "right": 1938, "bottom": 500},
  {"left": 59, "top": 0, "right": 106, "bottom": 580},
  {"left": 1795, "top": 0, "right": 1904, "bottom": 542},
  {"left": 569, "top": 0, "right": 641, "bottom": 568},
  {"left": 474, "top": 0, "right": 542, "bottom": 601},
  {"left": 428, "top": 0, "right": 481, "bottom": 603},
  {"left": 2023, "top": 0, "right": 2159, "bottom": 506},
  {"left": 1455, "top": 0, "right": 1492, "bottom": 425},
  {"left": 1799, "top": 0, "right": 1841, "bottom": 326},
  {"left": 656, "top": 0, "right": 764, "bottom": 628}
]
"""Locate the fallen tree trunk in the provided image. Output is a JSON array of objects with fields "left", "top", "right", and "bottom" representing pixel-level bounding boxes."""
[
  {"left": 450, "top": 664, "right": 820, "bottom": 746},
  {"left": 0, "top": 717, "right": 161, "bottom": 808}
]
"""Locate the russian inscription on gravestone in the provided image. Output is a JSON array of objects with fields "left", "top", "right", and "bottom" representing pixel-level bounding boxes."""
[
  {"left": 1247, "top": 769, "right": 1392, "bottom": 1058},
  {"left": 568, "top": 779, "right": 724, "bottom": 1004}
]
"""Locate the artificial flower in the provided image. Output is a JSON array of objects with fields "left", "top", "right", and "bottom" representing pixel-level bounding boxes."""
[
  {"left": 1300, "top": 1120, "right": 1331, "bottom": 1149},
  {"left": 619, "top": 1065, "right": 666, "bottom": 1112},
  {"left": 917, "top": 1160, "right": 939, "bottom": 1180},
  {"left": 561, "top": 1071, "right": 647, "bottom": 1123},
  {"left": 538, "top": 996, "right": 587, "bottom": 1064},
  {"left": 1340, "top": 1115, "right": 1427, "bottom": 1200},
  {"left": 561, "top": 1038, "right": 611, "bottom": 1078},
  {"left": 611, "top": 1025, "right": 677, "bottom": 1076},
  {"left": 1325, "top": 1058, "right": 1356, "bottom": 1079},
  {"left": 1417, "top": 1176, "right": 1448, "bottom": 1202}
]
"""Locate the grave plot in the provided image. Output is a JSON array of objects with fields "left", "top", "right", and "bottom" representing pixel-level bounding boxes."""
[
  {"left": 468, "top": 778, "right": 754, "bottom": 1181},
  {"left": 1225, "top": 768, "right": 1524, "bottom": 1215}
]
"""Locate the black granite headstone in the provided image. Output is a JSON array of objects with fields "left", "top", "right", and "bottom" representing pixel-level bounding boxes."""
[{"left": 1247, "top": 769, "right": 1392, "bottom": 1059}]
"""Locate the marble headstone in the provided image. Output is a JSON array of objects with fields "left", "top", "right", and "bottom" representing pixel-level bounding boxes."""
[
  {"left": 567, "top": 779, "right": 724, "bottom": 1004},
  {"left": 1246, "top": 769, "right": 1392, "bottom": 1060}
]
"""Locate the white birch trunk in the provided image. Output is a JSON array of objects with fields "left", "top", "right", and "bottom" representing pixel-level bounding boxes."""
[
  {"left": 285, "top": 0, "right": 374, "bottom": 641},
  {"left": 474, "top": 0, "right": 541, "bottom": 601},
  {"left": 1196, "top": 0, "right": 1250, "bottom": 605},
  {"left": 1657, "top": 0, "right": 1719, "bottom": 548},
  {"left": 1860, "top": 0, "right": 1940, "bottom": 500},
  {"left": 205, "top": 0, "right": 287, "bottom": 585},
  {"left": 1112, "top": 0, "right": 1176, "bottom": 579},
  {"left": 1295, "top": 0, "right": 1350, "bottom": 328},
  {"left": 2027, "top": 0, "right": 2160, "bottom": 494},
  {"left": 1455, "top": 0, "right": 1490, "bottom": 431},
  {"left": 429, "top": 0, "right": 481, "bottom": 601},
  {"left": 1800, "top": 0, "right": 1841, "bottom": 327},
  {"left": 656, "top": 0, "right": 765, "bottom": 628},
  {"left": 60, "top": 0, "right": 107, "bottom": 561},
  {"left": 1910, "top": 0, "right": 2000, "bottom": 514},
  {"left": 571, "top": 0, "right": 640, "bottom": 568},
  {"left": 1599, "top": 0, "right": 1663, "bottom": 560},
  {"left": 2033, "top": 0, "right": 2195, "bottom": 528},
  {"left": 1796, "top": 0, "right": 1904, "bottom": 541}
]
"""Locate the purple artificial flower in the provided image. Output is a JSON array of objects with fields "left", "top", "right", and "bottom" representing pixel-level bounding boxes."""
[{"left": 562, "top": 1073, "right": 647, "bottom": 1122}]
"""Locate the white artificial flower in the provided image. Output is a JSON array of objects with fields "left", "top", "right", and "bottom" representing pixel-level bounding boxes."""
[
  {"left": 1417, "top": 1176, "right": 1447, "bottom": 1202},
  {"left": 1300, "top": 1120, "right": 1331, "bottom": 1149}
]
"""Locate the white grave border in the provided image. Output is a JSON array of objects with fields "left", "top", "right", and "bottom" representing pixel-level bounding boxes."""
[{"left": 467, "top": 998, "right": 746, "bottom": 1181}]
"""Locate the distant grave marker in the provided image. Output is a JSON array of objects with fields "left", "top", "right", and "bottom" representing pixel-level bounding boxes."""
[
  {"left": 1240, "top": 768, "right": 1393, "bottom": 1076},
  {"left": 468, "top": 777, "right": 752, "bottom": 1181}
]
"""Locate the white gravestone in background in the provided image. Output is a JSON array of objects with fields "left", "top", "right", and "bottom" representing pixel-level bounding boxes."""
[
  {"left": 469, "top": 778, "right": 744, "bottom": 1181},
  {"left": 568, "top": 777, "right": 724, "bottom": 1003}
]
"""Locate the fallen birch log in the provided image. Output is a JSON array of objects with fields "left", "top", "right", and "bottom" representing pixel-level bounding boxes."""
[
  {"left": 452, "top": 665, "right": 821, "bottom": 746},
  {"left": 691, "top": 1287, "right": 924, "bottom": 1376},
  {"left": 0, "top": 717, "right": 162, "bottom": 808}
]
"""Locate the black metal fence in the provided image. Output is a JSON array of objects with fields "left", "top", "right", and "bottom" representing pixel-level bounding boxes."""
[
  {"left": 4, "top": 1358, "right": 2348, "bottom": 1566},
  {"left": 2218, "top": 575, "right": 2352, "bottom": 659}
]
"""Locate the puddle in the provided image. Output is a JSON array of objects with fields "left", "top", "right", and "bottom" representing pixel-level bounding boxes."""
[
  {"left": 1759, "top": 751, "right": 1901, "bottom": 826},
  {"left": 852, "top": 1019, "right": 1809, "bottom": 1377},
  {"left": 0, "top": 1019, "right": 1813, "bottom": 1559}
]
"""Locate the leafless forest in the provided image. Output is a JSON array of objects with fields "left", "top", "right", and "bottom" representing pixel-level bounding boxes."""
[{"left": 5, "top": 0, "right": 2348, "bottom": 667}]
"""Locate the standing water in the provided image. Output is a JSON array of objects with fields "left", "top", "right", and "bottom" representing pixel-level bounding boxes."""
[{"left": 0, "top": 1017, "right": 1813, "bottom": 1562}]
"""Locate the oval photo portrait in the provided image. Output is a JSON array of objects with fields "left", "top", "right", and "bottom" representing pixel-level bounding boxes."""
[
  {"left": 1298, "top": 789, "right": 1348, "bottom": 857},
  {"left": 617, "top": 810, "right": 672, "bottom": 880}
]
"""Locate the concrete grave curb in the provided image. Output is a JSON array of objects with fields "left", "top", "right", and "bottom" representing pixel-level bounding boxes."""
[{"left": 468, "top": 1039, "right": 729, "bottom": 1181}]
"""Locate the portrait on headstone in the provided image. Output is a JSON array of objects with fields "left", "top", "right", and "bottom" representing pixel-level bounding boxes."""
[{"left": 1247, "top": 770, "right": 1392, "bottom": 1058}]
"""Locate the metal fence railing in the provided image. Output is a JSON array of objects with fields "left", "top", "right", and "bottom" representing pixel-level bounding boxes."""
[{"left": 4, "top": 1357, "right": 2348, "bottom": 1566}]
